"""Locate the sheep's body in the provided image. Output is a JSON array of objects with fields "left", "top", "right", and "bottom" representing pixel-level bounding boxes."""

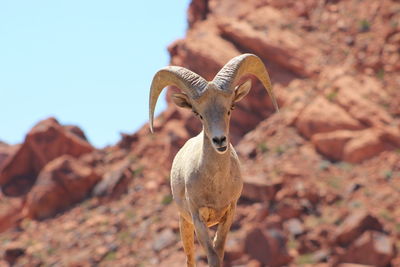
[
  {"left": 171, "top": 130, "right": 242, "bottom": 266},
  {"left": 149, "top": 53, "right": 279, "bottom": 267},
  {"left": 171, "top": 130, "right": 242, "bottom": 226}
]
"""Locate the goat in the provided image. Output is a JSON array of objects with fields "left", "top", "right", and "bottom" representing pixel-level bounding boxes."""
[{"left": 149, "top": 53, "right": 279, "bottom": 267}]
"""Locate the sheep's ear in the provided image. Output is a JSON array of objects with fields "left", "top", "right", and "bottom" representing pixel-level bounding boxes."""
[
  {"left": 233, "top": 80, "right": 252, "bottom": 103},
  {"left": 172, "top": 93, "right": 192, "bottom": 109}
]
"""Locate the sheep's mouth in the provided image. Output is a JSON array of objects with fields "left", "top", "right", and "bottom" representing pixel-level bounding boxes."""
[{"left": 217, "top": 146, "right": 227, "bottom": 152}]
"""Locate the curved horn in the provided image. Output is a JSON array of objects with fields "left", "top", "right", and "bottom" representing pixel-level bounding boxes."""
[
  {"left": 213, "top": 53, "right": 279, "bottom": 112},
  {"left": 149, "top": 66, "right": 208, "bottom": 132}
]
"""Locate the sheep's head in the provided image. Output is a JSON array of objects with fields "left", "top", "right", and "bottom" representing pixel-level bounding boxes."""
[{"left": 149, "top": 53, "right": 279, "bottom": 154}]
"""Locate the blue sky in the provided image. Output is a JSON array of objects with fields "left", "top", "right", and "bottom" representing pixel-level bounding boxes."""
[{"left": 0, "top": 0, "right": 190, "bottom": 147}]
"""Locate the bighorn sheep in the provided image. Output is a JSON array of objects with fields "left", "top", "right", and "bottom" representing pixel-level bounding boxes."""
[{"left": 149, "top": 53, "right": 279, "bottom": 267}]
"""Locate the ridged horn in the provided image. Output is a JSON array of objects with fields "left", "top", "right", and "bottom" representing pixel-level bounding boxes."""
[
  {"left": 212, "top": 53, "right": 279, "bottom": 112},
  {"left": 149, "top": 66, "right": 208, "bottom": 132}
]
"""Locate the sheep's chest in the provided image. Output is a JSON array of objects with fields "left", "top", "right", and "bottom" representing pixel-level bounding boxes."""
[
  {"left": 190, "top": 171, "right": 241, "bottom": 204},
  {"left": 199, "top": 205, "right": 230, "bottom": 227},
  {"left": 188, "top": 172, "right": 242, "bottom": 226}
]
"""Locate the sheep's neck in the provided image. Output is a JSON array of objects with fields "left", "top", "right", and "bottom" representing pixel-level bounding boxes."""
[{"left": 200, "top": 131, "right": 231, "bottom": 178}]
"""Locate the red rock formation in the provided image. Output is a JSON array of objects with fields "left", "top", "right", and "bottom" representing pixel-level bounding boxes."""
[
  {"left": 1, "top": 0, "right": 400, "bottom": 266},
  {"left": 244, "top": 226, "right": 292, "bottom": 266},
  {"left": 312, "top": 130, "right": 356, "bottom": 161},
  {"left": 333, "top": 77, "right": 392, "bottom": 127},
  {"left": 313, "top": 128, "right": 399, "bottom": 163},
  {"left": 0, "top": 118, "right": 93, "bottom": 196},
  {"left": 296, "top": 96, "right": 364, "bottom": 139},
  {"left": 187, "top": 0, "right": 209, "bottom": 26},
  {"left": 24, "top": 155, "right": 101, "bottom": 220},
  {"left": 0, "top": 142, "right": 19, "bottom": 170},
  {"left": 218, "top": 18, "right": 317, "bottom": 77},
  {"left": 335, "top": 211, "right": 383, "bottom": 247},
  {"left": 338, "top": 231, "right": 396, "bottom": 267}
]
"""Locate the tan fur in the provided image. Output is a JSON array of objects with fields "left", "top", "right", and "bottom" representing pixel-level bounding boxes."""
[
  {"left": 170, "top": 84, "right": 248, "bottom": 267},
  {"left": 171, "top": 132, "right": 242, "bottom": 267},
  {"left": 149, "top": 54, "right": 279, "bottom": 267}
]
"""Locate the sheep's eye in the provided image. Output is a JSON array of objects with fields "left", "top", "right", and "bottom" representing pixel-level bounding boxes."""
[
  {"left": 228, "top": 105, "right": 235, "bottom": 116},
  {"left": 193, "top": 110, "right": 203, "bottom": 120}
]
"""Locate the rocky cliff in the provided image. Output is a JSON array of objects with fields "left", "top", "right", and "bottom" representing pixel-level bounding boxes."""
[{"left": 1, "top": 0, "right": 400, "bottom": 266}]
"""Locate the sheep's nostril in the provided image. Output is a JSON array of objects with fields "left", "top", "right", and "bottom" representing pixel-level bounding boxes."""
[
  {"left": 212, "top": 136, "right": 227, "bottom": 146},
  {"left": 212, "top": 137, "right": 220, "bottom": 145}
]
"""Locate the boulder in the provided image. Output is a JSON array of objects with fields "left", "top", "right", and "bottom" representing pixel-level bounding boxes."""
[
  {"left": 187, "top": 0, "right": 208, "bottom": 27},
  {"left": 335, "top": 211, "right": 383, "bottom": 246},
  {"left": 343, "top": 129, "right": 388, "bottom": 163},
  {"left": 298, "top": 234, "right": 322, "bottom": 254},
  {"left": 333, "top": 77, "right": 392, "bottom": 127},
  {"left": 167, "top": 19, "right": 238, "bottom": 82},
  {"left": 312, "top": 130, "right": 355, "bottom": 161},
  {"left": 218, "top": 18, "right": 315, "bottom": 77},
  {"left": 380, "top": 126, "right": 400, "bottom": 147},
  {"left": 63, "top": 125, "right": 89, "bottom": 141},
  {"left": 275, "top": 198, "right": 303, "bottom": 220},
  {"left": 0, "top": 198, "right": 24, "bottom": 233},
  {"left": 0, "top": 118, "right": 93, "bottom": 196},
  {"left": 296, "top": 97, "right": 363, "bottom": 139},
  {"left": 0, "top": 142, "right": 19, "bottom": 169},
  {"left": 244, "top": 226, "right": 292, "bottom": 266},
  {"left": 338, "top": 231, "right": 396, "bottom": 267},
  {"left": 312, "top": 129, "right": 390, "bottom": 163},
  {"left": 3, "top": 244, "right": 25, "bottom": 265},
  {"left": 92, "top": 158, "right": 133, "bottom": 198},
  {"left": 24, "top": 155, "right": 101, "bottom": 220},
  {"left": 241, "top": 175, "right": 282, "bottom": 202}
]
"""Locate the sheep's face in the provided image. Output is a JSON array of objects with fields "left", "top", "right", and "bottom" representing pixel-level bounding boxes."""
[{"left": 172, "top": 80, "right": 251, "bottom": 154}]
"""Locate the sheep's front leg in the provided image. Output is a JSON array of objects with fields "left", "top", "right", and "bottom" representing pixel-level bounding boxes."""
[
  {"left": 179, "top": 215, "right": 195, "bottom": 267},
  {"left": 192, "top": 212, "right": 221, "bottom": 267},
  {"left": 213, "top": 202, "right": 236, "bottom": 262}
]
